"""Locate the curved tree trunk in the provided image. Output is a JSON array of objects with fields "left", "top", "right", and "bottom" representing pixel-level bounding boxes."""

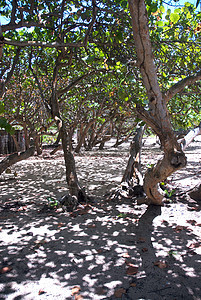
[
  {"left": 127, "top": 0, "right": 192, "bottom": 204},
  {"left": 0, "top": 146, "right": 35, "bottom": 175},
  {"left": 143, "top": 123, "right": 201, "bottom": 205},
  {"left": 143, "top": 148, "right": 187, "bottom": 205}
]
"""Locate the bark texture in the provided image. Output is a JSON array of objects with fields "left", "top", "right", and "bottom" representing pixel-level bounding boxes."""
[
  {"left": 128, "top": 0, "right": 187, "bottom": 204},
  {"left": 50, "top": 55, "right": 86, "bottom": 201},
  {"left": 122, "top": 126, "right": 145, "bottom": 185}
]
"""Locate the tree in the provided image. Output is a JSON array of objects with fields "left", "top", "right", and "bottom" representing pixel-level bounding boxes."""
[
  {"left": 127, "top": 0, "right": 201, "bottom": 205},
  {"left": 0, "top": 0, "right": 136, "bottom": 203},
  {"left": 0, "top": 0, "right": 200, "bottom": 207}
]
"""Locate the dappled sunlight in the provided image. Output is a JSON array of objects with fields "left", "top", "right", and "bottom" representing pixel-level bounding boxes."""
[
  {"left": 1, "top": 198, "right": 201, "bottom": 299},
  {"left": 0, "top": 137, "right": 201, "bottom": 299}
]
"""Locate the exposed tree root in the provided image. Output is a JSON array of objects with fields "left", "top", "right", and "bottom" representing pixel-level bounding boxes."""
[
  {"left": 188, "top": 184, "right": 201, "bottom": 201},
  {"left": 105, "top": 181, "right": 145, "bottom": 203},
  {"left": 58, "top": 187, "right": 92, "bottom": 211}
]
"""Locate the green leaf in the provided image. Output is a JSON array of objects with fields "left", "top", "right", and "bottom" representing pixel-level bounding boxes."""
[
  {"left": 0, "top": 117, "right": 15, "bottom": 135},
  {"left": 160, "top": 5, "right": 165, "bottom": 13},
  {"left": 0, "top": 102, "right": 4, "bottom": 114},
  {"left": 157, "top": 20, "right": 164, "bottom": 27},
  {"left": 170, "top": 13, "right": 180, "bottom": 23}
]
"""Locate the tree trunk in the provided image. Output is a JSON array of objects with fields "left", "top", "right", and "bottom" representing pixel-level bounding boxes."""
[
  {"left": 54, "top": 131, "right": 61, "bottom": 145},
  {"left": 22, "top": 122, "right": 30, "bottom": 150},
  {"left": 0, "top": 146, "right": 35, "bottom": 175},
  {"left": 112, "top": 130, "right": 134, "bottom": 148},
  {"left": 34, "top": 134, "right": 42, "bottom": 155},
  {"left": 128, "top": 0, "right": 188, "bottom": 205},
  {"left": 59, "top": 124, "right": 81, "bottom": 197},
  {"left": 50, "top": 144, "right": 62, "bottom": 155},
  {"left": 11, "top": 134, "right": 20, "bottom": 153},
  {"left": 50, "top": 57, "right": 86, "bottom": 201},
  {"left": 143, "top": 150, "right": 187, "bottom": 205},
  {"left": 122, "top": 125, "right": 145, "bottom": 185},
  {"left": 75, "top": 120, "right": 95, "bottom": 153}
]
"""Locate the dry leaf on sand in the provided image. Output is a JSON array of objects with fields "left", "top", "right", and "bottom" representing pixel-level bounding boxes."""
[
  {"left": 122, "top": 252, "right": 130, "bottom": 258},
  {"left": 154, "top": 261, "right": 167, "bottom": 269},
  {"left": 114, "top": 288, "right": 126, "bottom": 298},
  {"left": 0, "top": 266, "right": 13, "bottom": 274},
  {"left": 126, "top": 264, "right": 138, "bottom": 275}
]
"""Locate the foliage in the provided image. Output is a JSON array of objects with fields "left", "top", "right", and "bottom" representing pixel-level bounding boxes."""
[{"left": 0, "top": 0, "right": 200, "bottom": 147}]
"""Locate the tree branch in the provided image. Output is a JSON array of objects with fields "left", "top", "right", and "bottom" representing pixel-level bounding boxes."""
[
  {"left": 0, "top": 25, "right": 4, "bottom": 59},
  {"left": 3, "top": 21, "right": 50, "bottom": 32},
  {"left": 57, "top": 70, "right": 100, "bottom": 97},
  {"left": 179, "top": 123, "right": 201, "bottom": 151},
  {"left": 135, "top": 104, "right": 161, "bottom": 135},
  {"left": 5, "top": 48, "right": 21, "bottom": 84},
  {"left": 128, "top": 0, "right": 163, "bottom": 112},
  {"left": 10, "top": 0, "right": 18, "bottom": 25},
  {"left": 0, "top": 147, "right": 35, "bottom": 175},
  {"left": 28, "top": 50, "right": 52, "bottom": 113},
  {"left": 84, "top": 0, "right": 98, "bottom": 47},
  {"left": 3, "top": 37, "right": 83, "bottom": 48},
  {"left": 164, "top": 71, "right": 201, "bottom": 102}
]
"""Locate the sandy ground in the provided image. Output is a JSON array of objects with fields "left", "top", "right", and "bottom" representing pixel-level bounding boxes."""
[{"left": 0, "top": 136, "right": 201, "bottom": 300}]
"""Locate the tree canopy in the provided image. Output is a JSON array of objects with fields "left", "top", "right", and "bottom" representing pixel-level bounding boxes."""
[{"left": 0, "top": 0, "right": 201, "bottom": 204}]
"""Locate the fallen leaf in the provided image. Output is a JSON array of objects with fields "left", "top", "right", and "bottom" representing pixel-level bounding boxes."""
[
  {"left": 87, "top": 224, "right": 96, "bottom": 228},
  {"left": 38, "top": 289, "right": 46, "bottom": 295},
  {"left": 58, "top": 222, "right": 65, "bottom": 228},
  {"left": 154, "top": 261, "right": 167, "bottom": 269},
  {"left": 71, "top": 286, "right": 81, "bottom": 296},
  {"left": 95, "top": 287, "right": 107, "bottom": 295},
  {"left": 188, "top": 242, "right": 201, "bottom": 249},
  {"left": 137, "top": 237, "right": 146, "bottom": 243},
  {"left": 97, "top": 249, "right": 103, "bottom": 254},
  {"left": 78, "top": 209, "right": 88, "bottom": 215},
  {"left": 125, "top": 260, "right": 132, "bottom": 265},
  {"left": 122, "top": 252, "right": 130, "bottom": 258},
  {"left": 34, "top": 239, "right": 46, "bottom": 246},
  {"left": 174, "top": 225, "right": 186, "bottom": 232},
  {"left": 17, "top": 206, "right": 27, "bottom": 211},
  {"left": 75, "top": 295, "right": 83, "bottom": 300},
  {"left": 161, "top": 220, "right": 169, "bottom": 225},
  {"left": 5, "top": 168, "right": 11, "bottom": 174},
  {"left": 196, "top": 223, "right": 201, "bottom": 227},
  {"left": 114, "top": 288, "right": 126, "bottom": 298},
  {"left": 126, "top": 264, "right": 138, "bottom": 275},
  {"left": 186, "top": 220, "right": 197, "bottom": 225},
  {"left": 0, "top": 266, "right": 13, "bottom": 274},
  {"left": 188, "top": 206, "right": 199, "bottom": 211},
  {"left": 130, "top": 283, "right": 137, "bottom": 287},
  {"left": 69, "top": 212, "right": 77, "bottom": 218},
  {"left": 142, "top": 247, "right": 148, "bottom": 252}
]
